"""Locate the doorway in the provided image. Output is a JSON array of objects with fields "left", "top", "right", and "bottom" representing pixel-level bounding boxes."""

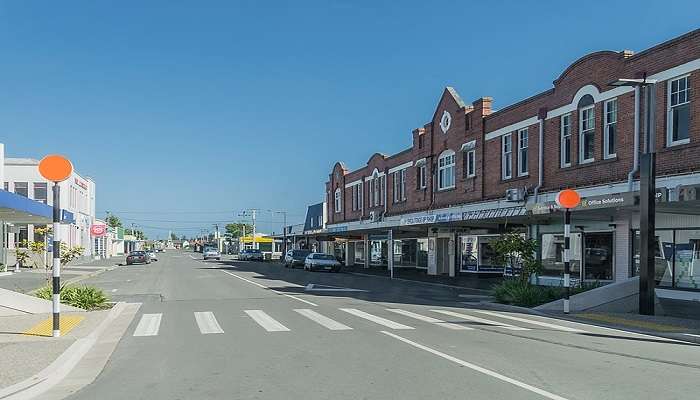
[{"left": 436, "top": 238, "right": 450, "bottom": 275}]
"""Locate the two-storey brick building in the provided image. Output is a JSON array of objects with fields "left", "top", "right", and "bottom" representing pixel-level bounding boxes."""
[{"left": 317, "top": 29, "right": 700, "bottom": 299}]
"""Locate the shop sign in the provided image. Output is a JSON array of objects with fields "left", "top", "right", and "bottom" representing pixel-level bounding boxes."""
[
  {"left": 327, "top": 226, "right": 347, "bottom": 233},
  {"left": 90, "top": 224, "right": 107, "bottom": 237},
  {"left": 436, "top": 212, "right": 463, "bottom": 223},
  {"left": 577, "top": 192, "right": 634, "bottom": 210},
  {"left": 305, "top": 228, "right": 325, "bottom": 234},
  {"left": 462, "top": 207, "right": 525, "bottom": 220},
  {"left": 369, "top": 234, "right": 388, "bottom": 241},
  {"left": 676, "top": 184, "right": 700, "bottom": 201},
  {"left": 400, "top": 215, "right": 437, "bottom": 226}
]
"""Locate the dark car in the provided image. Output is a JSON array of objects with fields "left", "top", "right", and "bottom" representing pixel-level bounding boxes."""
[
  {"left": 283, "top": 249, "right": 311, "bottom": 268},
  {"left": 126, "top": 251, "right": 150, "bottom": 265},
  {"left": 239, "top": 249, "right": 264, "bottom": 261}
]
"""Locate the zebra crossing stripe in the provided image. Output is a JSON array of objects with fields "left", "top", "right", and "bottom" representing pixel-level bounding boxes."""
[
  {"left": 133, "top": 313, "right": 162, "bottom": 336},
  {"left": 244, "top": 310, "right": 290, "bottom": 332},
  {"left": 194, "top": 312, "right": 224, "bottom": 334},
  {"left": 471, "top": 310, "right": 586, "bottom": 333},
  {"left": 431, "top": 310, "right": 530, "bottom": 331},
  {"left": 294, "top": 309, "right": 352, "bottom": 330},
  {"left": 386, "top": 309, "right": 473, "bottom": 330},
  {"left": 340, "top": 308, "right": 414, "bottom": 330}
]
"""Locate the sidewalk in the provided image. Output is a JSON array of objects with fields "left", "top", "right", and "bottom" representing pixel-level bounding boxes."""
[
  {"left": 341, "top": 264, "right": 500, "bottom": 292},
  {"left": 0, "top": 309, "right": 111, "bottom": 389},
  {"left": 0, "top": 256, "right": 123, "bottom": 294}
]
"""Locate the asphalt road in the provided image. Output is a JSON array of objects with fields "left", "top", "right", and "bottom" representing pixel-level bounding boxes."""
[{"left": 65, "top": 251, "right": 700, "bottom": 400}]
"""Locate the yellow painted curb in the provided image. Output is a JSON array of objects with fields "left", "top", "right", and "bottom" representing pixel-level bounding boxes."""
[{"left": 23, "top": 315, "right": 85, "bottom": 337}]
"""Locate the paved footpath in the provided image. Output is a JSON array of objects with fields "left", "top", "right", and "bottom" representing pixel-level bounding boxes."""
[{"left": 62, "top": 251, "right": 700, "bottom": 400}]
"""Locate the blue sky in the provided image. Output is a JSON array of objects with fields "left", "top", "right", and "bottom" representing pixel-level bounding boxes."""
[{"left": 1, "top": 1, "right": 698, "bottom": 238}]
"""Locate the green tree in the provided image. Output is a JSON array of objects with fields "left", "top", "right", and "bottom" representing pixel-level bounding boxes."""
[
  {"left": 225, "top": 222, "right": 253, "bottom": 238},
  {"left": 106, "top": 215, "right": 122, "bottom": 228},
  {"left": 493, "top": 232, "right": 541, "bottom": 284}
]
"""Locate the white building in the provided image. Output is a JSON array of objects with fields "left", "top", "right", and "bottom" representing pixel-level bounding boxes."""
[{"left": 3, "top": 157, "right": 97, "bottom": 258}]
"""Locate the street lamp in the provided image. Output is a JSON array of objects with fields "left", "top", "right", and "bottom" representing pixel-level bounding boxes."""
[
  {"left": 269, "top": 210, "right": 288, "bottom": 258},
  {"left": 610, "top": 75, "right": 658, "bottom": 315}
]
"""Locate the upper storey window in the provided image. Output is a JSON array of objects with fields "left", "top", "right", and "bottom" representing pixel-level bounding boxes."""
[
  {"left": 668, "top": 75, "right": 690, "bottom": 146},
  {"left": 578, "top": 94, "right": 595, "bottom": 164},
  {"left": 438, "top": 150, "right": 455, "bottom": 190}
]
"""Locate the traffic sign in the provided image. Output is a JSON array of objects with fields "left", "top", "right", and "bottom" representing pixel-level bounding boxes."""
[{"left": 555, "top": 189, "right": 581, "bottom": 209}]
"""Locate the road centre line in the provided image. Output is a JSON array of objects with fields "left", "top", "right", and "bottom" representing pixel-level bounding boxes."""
[
  {"left": 380, "top": 331, "right": 569, "bottom": 400},
  {"left": 221, "top": 270, "right": 318, "bottom": 306},
  {"left": 471, "top": 310, "right": 587, "bottom": 333}
]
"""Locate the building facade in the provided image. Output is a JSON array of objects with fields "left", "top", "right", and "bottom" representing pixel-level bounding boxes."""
[
  {"left": 321, "top": 29, "right": 700, "bottom": 298},
  {"left": 3, "top": 157, "right": 97, "bottom": 257}
]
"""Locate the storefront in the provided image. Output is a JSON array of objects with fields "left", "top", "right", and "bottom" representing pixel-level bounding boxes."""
[
  {"left": 393, "top": 238, "right": 428, "bottom": 269},
  {"left": 458, "top": 234, "right": 506, "bottom": 275}
]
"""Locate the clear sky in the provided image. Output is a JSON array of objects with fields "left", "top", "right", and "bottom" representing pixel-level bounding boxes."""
[{"left": 1, "top": 0, "right": 698, "bottom": 238}]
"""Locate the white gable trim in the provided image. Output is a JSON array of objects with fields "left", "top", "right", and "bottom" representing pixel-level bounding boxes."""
[
  {"left": 388, "top": 161, "right": 413, "bottom": 174},
  {"left": 344, "top": 179, "right": 363, "bottom": 188},
  {"left": 485, "top": 116, "right": 538, "bottom": 141}
]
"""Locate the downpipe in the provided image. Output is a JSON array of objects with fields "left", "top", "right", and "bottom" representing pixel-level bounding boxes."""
[{"left": 627, "top": 86, "right": 640, "bottom": 191}]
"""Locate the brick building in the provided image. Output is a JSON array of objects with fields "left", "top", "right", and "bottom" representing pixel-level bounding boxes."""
[{"left": 317, "top": 29, "right": 700, "bottom": 300}]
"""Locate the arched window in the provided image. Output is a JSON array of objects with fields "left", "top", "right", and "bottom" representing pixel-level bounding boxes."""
[
  {"left": 437, "top": 150, "right": 455, "bottom": 190},
  {"left": 334, "top": 188, "right": 342, "bottom": 213},
  {"left": 578, "top": 94, "right": 596, "bottom": 163}
]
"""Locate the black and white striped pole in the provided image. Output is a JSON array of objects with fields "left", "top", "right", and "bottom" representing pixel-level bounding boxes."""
[
  {"left": 52, "top": 183, "right": 61, "bottom": 337},
  {"left": 38, "top": 155, "right": 73, "bottom": 338},
  {"left": 555, "top": 189, "right": 580, "bottom": 315}
]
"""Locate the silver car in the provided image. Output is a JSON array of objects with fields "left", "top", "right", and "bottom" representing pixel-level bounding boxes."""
[
  {"left": 203, "top": 248, "right": 221, "bottom": 260},
  {"left": 304, "top": 253, "right": 341, "bottom": 272}
]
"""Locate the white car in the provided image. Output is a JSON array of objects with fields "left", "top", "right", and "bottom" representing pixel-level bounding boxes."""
[
  {"left": 304, "top": 253, "right": 341, "bottom": 272},
  {"left": 203, "top": 248, "right": 221, "bottom": 260},
  {"left": 147, "top": 251, "right": 158, "bottom": 261}
]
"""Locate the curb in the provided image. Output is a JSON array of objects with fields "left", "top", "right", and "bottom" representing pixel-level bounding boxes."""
[
  {"left": 26, "top": 264, "right": 123, "bottom": 296},
  {"left": 0, "top": 301, "right": 141, "bottom": 400},
  {"left": 346, "top": 271, "right": 493, "bottom": 293}
]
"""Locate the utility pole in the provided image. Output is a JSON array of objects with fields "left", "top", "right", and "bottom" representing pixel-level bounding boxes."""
[
  {"left": 269, "top": 210, "right": 288, "bottom": 257},
  {"left": 239, "top": 209, "right": 258, "bottom": 250}
]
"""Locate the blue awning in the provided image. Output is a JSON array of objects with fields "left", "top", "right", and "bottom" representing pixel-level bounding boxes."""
[{"left": 0, "top": 190, "right": 75, "bottom": 224}]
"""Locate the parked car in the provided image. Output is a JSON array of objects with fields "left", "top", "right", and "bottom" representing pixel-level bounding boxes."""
[
  {"left": 204, "top": 248, "right": 221, "bottom": 260},
  {"left": 148, "top": 251, "right": 158, "bottom": 261},
  {"left": 126, "top": 251, "right": 150, "bottom": 265},
  {"left": 304, "top": 252, "right": 341, "bottom": 272},
  {"left": 284, "top": 249, "right": 311, "bottom": 268},
  {"left": 239, "top": 249, "right": 264, "bottom": 261}
]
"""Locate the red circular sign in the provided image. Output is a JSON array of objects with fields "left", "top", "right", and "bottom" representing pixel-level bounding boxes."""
[
  {"left": 556, "top": 189, "right": 581, "bottom": 209},
  {"left": 90, "top": 224, "right": 107, "bottom": 237}
]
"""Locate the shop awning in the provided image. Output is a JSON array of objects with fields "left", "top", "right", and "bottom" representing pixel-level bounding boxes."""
[{"left": 0, "top": 190, "right": 77, "bottom": 224}]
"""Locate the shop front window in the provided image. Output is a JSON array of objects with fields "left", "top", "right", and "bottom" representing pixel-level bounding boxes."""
[
  {"left": 353, "top": 241, "right": 365, "bottom": 265},
  {"left": 370, "top": 240, "right": 387, "bottom": 266},
  {"left": 631, "top": 230, "right": 674, "bottom": 287},
  {"left": 540, "top": 233, "right": 582, "bottom": 279},
  {"left": 583, "top": 233, "right": 614, "bottom": 280},
  {"left": 674, "top": 230, "right": 700, "bottom": 289}
]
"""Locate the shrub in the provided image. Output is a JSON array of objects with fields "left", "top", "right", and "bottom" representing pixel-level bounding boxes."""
[
  {"left": 492, "top": 279, "right": 603, "bottom": 307},
  {"left": 35, "top": 285, "right": 109, "bottom": 310}
]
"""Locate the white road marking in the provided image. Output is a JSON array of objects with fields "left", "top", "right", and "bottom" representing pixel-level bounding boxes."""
[
  {"left": 194, "top": 311, "right": 224, "bottom": 334},
  {"left": 294, "top": 309, "right": 352, "bottom": 330},
  {"left": 340, "top": 308, "right": 414, "bottom": 330},
  {"left": 244, "top": 310, "right": 290, "bottom": 332},
  {"left": 222, "top": 270, "right": 318, "bottom": 306},
  {"left": 386, "top": 308, "right": 473, "bottom": 330},
  {"left": 133, "top": 313, "right": 162, "bottom": 337},
  {"left": 431, "top": 310, "right": 530, "bottom": 331},
  {"left": 684, "top": 333, "right": 700, "bottom": 338},
  {"left": 471, "top": 310, "right": 587, "bottom": 333},
  {"left": 305, "top": 283, "right": 367, "bottom": 292},
  {"left": 381, "top": 331, "right": 569, "bottom": 400},
  {"left": 111, "top": 289, "right": 118, "bottom": 293},
  {"left": 189, "top": 255, "right": 198, "bottom": 260}
]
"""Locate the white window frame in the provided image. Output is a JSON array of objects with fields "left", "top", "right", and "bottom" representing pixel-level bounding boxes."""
[
  {"left": 392, "top": 169, "right": 406, "bottom": 203},
  {"left": 351, "top": 185, "right": 359, "bottom": 211},
  {"left": 437, "top": 150, "right": 455, "bottom": 190},
  {"left": 334, "top": 188, "right": 341, "bottom": 213},
  {"left": 604, "top": 98, "right": 618, "bottom": 159},
  {"left": 667, "top": 75, "right": 691, "bottom": 147},
  {"left": 418, "top": 164, "right": 427, "bottom": 189},
  {"left": 560, "top": 114, "right": 571, "bottom": 167},
  {"left": 517, "top": 128, "right": 528, "bottom": 176},
  {"left": 466, "top": 149, "right": 476, "bottom": 178},
  {"left": 501, "top": 133, "right": 512, "bottom": 180},
  {"left": 579, "top": 105, "right": 595, "bottom": 164}
]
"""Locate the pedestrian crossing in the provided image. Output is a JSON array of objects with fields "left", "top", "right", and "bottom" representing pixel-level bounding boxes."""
[{"left": 131, "top": 307, "right": 591, "bottom": 338}]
